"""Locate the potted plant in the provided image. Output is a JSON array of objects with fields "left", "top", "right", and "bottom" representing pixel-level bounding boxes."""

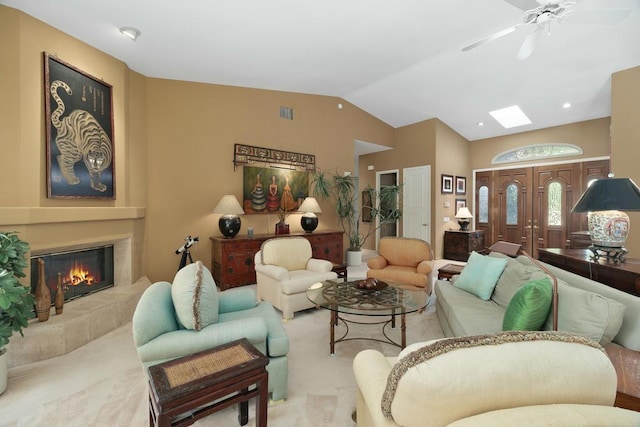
[
  {"left": 311, "top": 170, "right": 402, "bottom": 265},
  {"left": 0, "top": 232, "right": 34, "bottom": 395}
]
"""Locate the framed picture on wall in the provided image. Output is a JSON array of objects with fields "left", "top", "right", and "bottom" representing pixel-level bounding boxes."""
[
  {"left": 455, "top": 199, "right": 467, "bottom": 215},
  {"left": 44, "top": 52, "right": 115, "bottom": 199},
  {"left": 455, "top": 176, "right": 466, "bottom": 195},
  {"left": 441, "top": 174, "right": 454, "bottom": 194}
]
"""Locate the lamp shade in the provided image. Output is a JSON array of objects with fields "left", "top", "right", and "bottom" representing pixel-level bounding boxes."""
[
  {"left": 213, "top": 195, "right": 245, "bottom": 215},
  {"left": 571, "top": 178, "right": 640, "bottom": 212},
  {"left": 298, "top": 197, "right": 322, "bottom": 214},
  {"left": 455, "top": 207, "right": 473, "bottom": 219},
  {"left": 213, "top": 195, "right": 244, "bottom": 238}
]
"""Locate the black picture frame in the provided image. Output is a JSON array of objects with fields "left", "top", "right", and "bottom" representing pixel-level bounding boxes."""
[
  {"left": 455, "top": 176, "right": 466, "bottom": 195},
  {"left": 441, "top": 174, "right": 454, "bottom": 194},
  {"left": 44, "top": 52, "right": 115, "bottom": 199}
]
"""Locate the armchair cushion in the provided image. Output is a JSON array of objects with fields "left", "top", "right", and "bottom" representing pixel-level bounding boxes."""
[
  {"left": 381, "top": 331, "right": 614, "bottom": 427},
  {"left": 367, "top": 256, "right": 388, "bottom": 270},
  {"left": 502, "top": 277, "right": 552, "bottom": 331},
  {"left": 254, "top": 263, "right": 290, "bottom": 281},
  {"left": 171, "top": 261, "right": 219, "bottom": 330},
  {"left": 218, "top": 287, "right": 258, "bottom": 313},
  {"left": 260, "top": 237, "right": 311, "bottom": 271},
  {"left": 416, "top": 260, "right": 433, "bottom": 275},
  {"left": 306, "top": 258, "right": 333, "bottom": 273},
  {"left": 132, "top": 281, "right": 178, "bottom": 348}
]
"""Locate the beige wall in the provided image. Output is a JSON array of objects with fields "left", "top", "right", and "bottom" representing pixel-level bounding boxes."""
[
  {"left": 144, "top": 79, "right": 393, "bottom": 281},
  {"left": 612, "top": 66, "right": 640, "bottom": 256},
  {"left": 468, "top": 118, "right": 611, "bottom": 171}
]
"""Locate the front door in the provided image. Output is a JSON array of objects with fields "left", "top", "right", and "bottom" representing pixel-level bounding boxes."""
[{"left": 476, "top": 160, "right": 609, "bottom": 255}]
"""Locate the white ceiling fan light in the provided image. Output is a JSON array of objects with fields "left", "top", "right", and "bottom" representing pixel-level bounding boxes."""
[{"left": 461, "top": 0, "right": 632, "bottom": 59}]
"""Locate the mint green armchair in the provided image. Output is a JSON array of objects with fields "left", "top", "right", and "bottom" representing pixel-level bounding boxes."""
[{"left": 132, "top": 262, "right": 289, "bottom": 401}]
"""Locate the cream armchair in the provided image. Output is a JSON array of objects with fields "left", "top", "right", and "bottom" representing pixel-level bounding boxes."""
[
  {"left": 255, "top": 237, "right": 337, "bottom": 319},
  {"left": 367, "top": 237, "right": 434, "bottom": 292},
  {"left": 353, "top": 331, "right": 640, "bottom": 427}
]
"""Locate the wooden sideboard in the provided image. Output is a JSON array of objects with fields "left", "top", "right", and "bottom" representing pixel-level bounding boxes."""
[
  {"left": 443, "top": 230, "right": 485, "bottom": 262},
  {"left": 537, "top": 248, "right": 640, "bottom": 297},
  {"left": 210, "top": 231, "right": 343, "bottom": 290}
]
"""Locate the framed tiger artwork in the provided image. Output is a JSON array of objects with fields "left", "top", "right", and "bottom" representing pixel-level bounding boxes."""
[{"left": 44, "top": 52, "right": 115, "bottom": 199}]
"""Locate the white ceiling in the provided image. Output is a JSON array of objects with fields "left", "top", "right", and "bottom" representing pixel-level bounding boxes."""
[{"left": 3, "top": 0, "right": 640, "bottom": 142}]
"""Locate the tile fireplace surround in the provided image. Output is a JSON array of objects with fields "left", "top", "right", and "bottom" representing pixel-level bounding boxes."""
[{"left": 1, "top": 207, "right": 148, "bottom": 369}]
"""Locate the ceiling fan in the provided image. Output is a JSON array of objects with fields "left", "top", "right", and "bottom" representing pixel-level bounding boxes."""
[{"left": 462, "top": 0, "right": 632, "bottom": 60}]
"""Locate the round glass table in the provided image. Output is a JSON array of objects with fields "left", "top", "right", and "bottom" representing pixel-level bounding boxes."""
[{"left": 306, "top": 279, "right": 429, "bottom": 354}]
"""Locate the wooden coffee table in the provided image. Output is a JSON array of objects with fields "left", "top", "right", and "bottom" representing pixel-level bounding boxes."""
[{"left": 147, "top": 338, "right": 269, "bottom": 426}]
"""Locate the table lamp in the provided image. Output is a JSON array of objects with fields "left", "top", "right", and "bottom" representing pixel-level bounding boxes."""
[
  {"left": 454, "top": 207, "right": 473, "bottom": 231},
  {"left": 298, "top": 197, "right": 322, "bottom": 233},
  {"left": 489, "top": 241, "right": 558, "bottom": 331},
  {"left": 571, "top": 176, "right": 640, "bottom": 262},
  {"left": 213, "top": 195, "right": 245, "bottom": 238}
]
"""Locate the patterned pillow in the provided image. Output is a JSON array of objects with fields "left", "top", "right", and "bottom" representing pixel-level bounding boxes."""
[{"left": 171, "top": 261, "right": 219, "bottom": 330}]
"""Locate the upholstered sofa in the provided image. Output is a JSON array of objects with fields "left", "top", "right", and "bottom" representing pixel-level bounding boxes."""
[
  {"left": 435, "top": 252, "right": 640, "bottom": 352},
  {"left": 353, "top": 331, "right": 640, "bottom": 426},
  {"left": 132, "top": 261, "right": 289, "bottom": 400},
  {"left": 254, "top": 237, "right": 337, "bottom": 319},
  {"left": 366, "top": 237, "right": 434, "bottom": 292}
]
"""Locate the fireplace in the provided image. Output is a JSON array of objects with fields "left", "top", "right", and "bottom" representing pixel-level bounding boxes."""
[{"left": 30, "top": 245, "right": 115, "bottom": 304}]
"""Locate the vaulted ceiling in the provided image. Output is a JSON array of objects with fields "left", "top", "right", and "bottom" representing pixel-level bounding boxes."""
[{"left": 4, "top": 0, "right": 640, "bottom": 141}]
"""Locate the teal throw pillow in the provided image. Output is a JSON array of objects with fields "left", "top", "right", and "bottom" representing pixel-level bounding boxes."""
[
  {"left": 503, "top": 277, "right": 553, "bottom": 331},
  {"left": 454, "top": 251, "right": 508, "bottom": 300}
]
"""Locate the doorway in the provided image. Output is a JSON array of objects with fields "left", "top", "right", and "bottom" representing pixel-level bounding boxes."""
[
  {"left": 376, "top": 170, "right": 399, "bottom": 247},
  {"left": 475, "top": 159, "right": 608, "bottom": 256},
  {"left": 402, "top": 165, "right": 432, "bottom": 244}
]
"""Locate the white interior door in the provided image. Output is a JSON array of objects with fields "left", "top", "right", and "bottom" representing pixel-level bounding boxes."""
[{"left": 403, "top": 165, "right": 431, "bottom": 243}]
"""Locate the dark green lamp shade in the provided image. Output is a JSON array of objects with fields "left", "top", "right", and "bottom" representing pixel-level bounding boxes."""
[{"left": 572, "top": 178, "right": 640, "bottom": 212}]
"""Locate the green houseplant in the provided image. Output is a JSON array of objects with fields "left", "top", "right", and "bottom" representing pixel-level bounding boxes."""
[
  {"left": 310, "top": 170, "right": 401, "bottom": 264},
  {"left": 0, "top": 232, "right": 34, "bottom": 394}
]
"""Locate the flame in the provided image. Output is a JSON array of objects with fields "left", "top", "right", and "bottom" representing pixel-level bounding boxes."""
[{"left": 66, "top": 264, "right": 95, "bottom": 286}]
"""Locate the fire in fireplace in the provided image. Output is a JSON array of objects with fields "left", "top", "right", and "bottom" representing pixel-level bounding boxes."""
[{"left": 30, "top": 245, "right": 115, "bottom": 304}]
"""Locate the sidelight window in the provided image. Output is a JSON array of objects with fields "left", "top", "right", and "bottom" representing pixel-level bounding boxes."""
[{"left": 548, "top": 181, "right": 562, "bottom": 226}]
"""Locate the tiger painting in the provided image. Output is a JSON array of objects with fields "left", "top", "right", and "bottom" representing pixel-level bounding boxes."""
[{"left": 50, "top": 80, "right": 112, "bottom": 193}]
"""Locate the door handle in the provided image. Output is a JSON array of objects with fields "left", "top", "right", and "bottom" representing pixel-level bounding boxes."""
[{"left": 422, "top": 223, "right": 428, "bottom": 226}]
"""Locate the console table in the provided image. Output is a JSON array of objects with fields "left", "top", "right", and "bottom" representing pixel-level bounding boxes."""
[
  {"left": 537, "top": 248, "right": 640, "bottom": 297},
  {"left": 211, "top": 231, "right": 343, "bottom": 290}
]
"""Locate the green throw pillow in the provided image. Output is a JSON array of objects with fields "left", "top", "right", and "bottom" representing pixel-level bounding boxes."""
[
  {"left": 454, "top": 251, "right": 508, "bottom": 300},
  {"left": 503, "top": 277, "right": 553, "bottom": 331}
]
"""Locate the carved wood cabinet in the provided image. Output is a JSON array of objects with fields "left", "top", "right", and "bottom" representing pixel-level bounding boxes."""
[
  {"left": 210, "top": 231, "right": 343, "bottom": 290},
  {"left": 443, "top": 230, "right": 485, "bottom": 262}
]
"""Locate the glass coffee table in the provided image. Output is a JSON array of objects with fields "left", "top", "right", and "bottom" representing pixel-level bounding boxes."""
[{"left": 306, "top": 279, "right": 429, "bottom": 355}]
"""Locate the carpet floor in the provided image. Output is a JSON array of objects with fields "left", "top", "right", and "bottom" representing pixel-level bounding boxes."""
[{"left": 0, "top": 261, "right": 452, "bottom": 426}]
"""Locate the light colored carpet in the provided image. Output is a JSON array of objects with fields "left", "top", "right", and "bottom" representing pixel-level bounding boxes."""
[{"left": 0, "top": 260, "right": 452, "bottom": 427}]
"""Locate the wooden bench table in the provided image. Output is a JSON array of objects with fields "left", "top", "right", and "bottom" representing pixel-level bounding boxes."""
[
  {"left": 437, "top": 263, "right": 465, "bottom": 281},
  {"left": 606, "top": 343, "right": 640, "bottom": 412},
  {"left": 147, "top": 338, "right": 269, "bottom": 426}
]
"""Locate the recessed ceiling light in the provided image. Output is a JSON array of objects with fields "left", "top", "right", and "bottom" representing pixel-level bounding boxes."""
[
  {"left": 119, "top": 27, "right": 141, "bottom": 41},
  {"left": 477, "top": 122, "right": 484, "bottom": 126},
  {"left": 489, "top": 105, "right": 532, "bottom": 129},
  {"left": 563, "top": 102, "right": 572, "bottom": 109}
]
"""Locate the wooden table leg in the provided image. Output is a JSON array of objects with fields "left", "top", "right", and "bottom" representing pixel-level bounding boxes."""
[
  {"left": 257, "top": 372, "right": 269, "bottom": 427},
  {"left": 238, "top": 387, "right": 249, "bottom": 425}
]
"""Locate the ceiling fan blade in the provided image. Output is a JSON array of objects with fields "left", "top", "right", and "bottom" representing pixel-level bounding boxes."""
[
  {"left": 462, "top": 25, "right": 521, "bottom": 52},
  {"left": 517, "top": 28, "right": 543, "bottom": 60},
  {"left": 504, "top": 0, "right": 542, "bottom": 12},
  {"left": 567, "top": 8, "right": 631, "bottom": 25}
]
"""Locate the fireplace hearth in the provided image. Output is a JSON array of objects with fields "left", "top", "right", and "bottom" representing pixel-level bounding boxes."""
[{"left": 30, "top": 245, "right": 115, "bottom": 304}]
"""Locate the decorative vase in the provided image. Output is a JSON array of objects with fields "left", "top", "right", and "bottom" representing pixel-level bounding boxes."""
[
  {"left": 34, "top": 258, "right": 51, "bottom": 322},
  {"left": 346, "top": 250, "right": 362, "bottom": 266},
  {"left": 275, "top": 221, "right": 290, "bottom": 235},
  {"left": 55, "top": 272, "right": 64, "bottom": 315}
]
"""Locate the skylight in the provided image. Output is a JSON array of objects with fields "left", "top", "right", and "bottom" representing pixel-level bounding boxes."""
[{"left": 489, "top": 105, "right": 532, "bottom": 129}]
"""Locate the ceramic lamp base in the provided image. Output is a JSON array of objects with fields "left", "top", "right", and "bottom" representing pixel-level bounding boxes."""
[
  {"left": 301, "top": 216, "right": 319, "bottom": 233},
  {"left": 458, "top": 220, "right": 470, "bottom": 232},
  {"left": 587, "top": 210, "right": 629, "bottom": 248},
  {"left": 219, "top": 215, "right": 241, "bottom": 238}
]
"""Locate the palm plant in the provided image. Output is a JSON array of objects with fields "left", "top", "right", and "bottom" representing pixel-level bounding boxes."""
[{"left": 310, "top": 170, "right": 402, "bottom": 251}]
